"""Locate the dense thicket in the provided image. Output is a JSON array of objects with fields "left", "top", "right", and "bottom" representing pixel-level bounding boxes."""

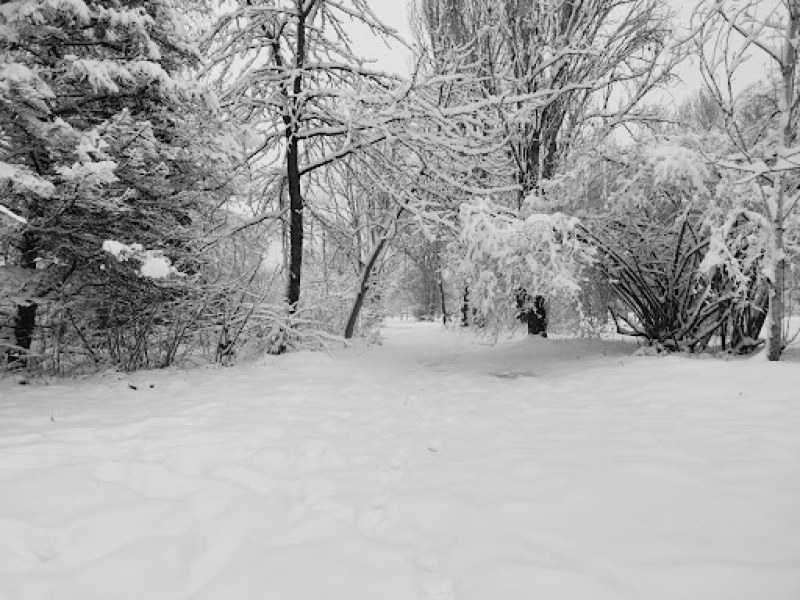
[{"left": 0, "top": 0, "right": 241, "bottom": 371}]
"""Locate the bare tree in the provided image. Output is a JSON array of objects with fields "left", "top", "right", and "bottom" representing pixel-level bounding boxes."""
[
  {"left": 307, "top": 146, "right": 410, "bottom": 339},
  {"left": 692, "top": 0, "right": 800, "bottom": 360},
  {"left": 205, "top": 0, "right": 402, "bottom": 326},
  {"left": 414, "top": 0, "right": 680, "bottom": 200},
  {"left": 208, "top": 1, "right": 624, "bottom": 345}
]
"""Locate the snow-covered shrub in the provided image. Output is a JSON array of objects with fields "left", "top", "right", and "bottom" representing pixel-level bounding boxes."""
[
  {"left": 452, "top": 198, "right": 589, "bottom": 337},
  {"left": 574, "top": 137, "right": 778, "bottom": 353},
  {"left": 583, "top": 214, "right": 724, "bottom": 350}
]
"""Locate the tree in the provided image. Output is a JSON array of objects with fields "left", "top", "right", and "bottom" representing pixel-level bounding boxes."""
[
  {"left": 205, "top": 0, "right": 402, "bottom": 329},
  {"left": 0, "top": 0, "right": 233, "bottom": 369},
  {"left": 297, "top": 145, "right": 410, "bottom": 339},
  {"left": 325, "top": 149, "right": 412, "bottom": 339},
  {"left": 576, "top": 139, "right": 764, "bottom": 351},
  {"left": 206, "top": 0, "right": 550, "bottom": 344},
  {"left": 415, "top": 0, "right": 680, "bottom": 199},
  {"left": 692, "top": 0, "right": 800, "bottom": 360},
  {"left": 409, "top": 0, "right": 683, "bottom": 337},
  {"left": 453, "top": 198, "right": 588, "bottom": 338}
]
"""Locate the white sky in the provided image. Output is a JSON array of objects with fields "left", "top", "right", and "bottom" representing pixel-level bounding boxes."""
[{"left": 360, "top": 0, "right": 415, "bottom": 75}]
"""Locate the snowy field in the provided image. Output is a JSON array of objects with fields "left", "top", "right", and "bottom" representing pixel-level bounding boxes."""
[{"left": 1, "top": 321, "right": 799, "bottom": 600}]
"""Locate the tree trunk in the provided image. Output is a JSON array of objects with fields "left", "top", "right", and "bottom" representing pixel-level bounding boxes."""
[
  {"left": 344, "top": 289, "right": 367, "bottom": 340},
  {"left": 285, "top": 137, "right": 303, "bottom": 312},
  {"left": 766, "top": 10, "right": 798, "bottom": 361},
  {"left": 461, "top": 285, "right": 470, "bottom": 326},
  {"left": 528, "top": 295, "right": 548, "bottom": 336},
  {"left": 766, "top": 180, "right": 786, "bottom": 361},
  {"left": 10, "top": 230, "right": 39, "bottom": 366},
  {"left": 284, "top": 4, "right": 307, "bottom": 314},
  {"left": 344, "top": 205, "right": 403, "bottom": 339},
  {"left": 344, "top": 236, "right": 388, "bottom": 339},
  {"left": 439, "top": 273, "right": 447, "bottom": 324},
  {"left": 516, "top": 288, "right": 548, "bottom": 336}
]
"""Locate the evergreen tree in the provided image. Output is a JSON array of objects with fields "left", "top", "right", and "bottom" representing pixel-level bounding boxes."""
[{"left": 0, "top": 0, "right": 230, "bottom": 369}]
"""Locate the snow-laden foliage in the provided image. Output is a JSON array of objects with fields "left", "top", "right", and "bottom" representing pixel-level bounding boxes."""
[
  {"left": 0, "top": 0, "right": 246, "bottom": 372},
  {"left": 403, "top": 0, "right": 687, "bottom": 342},
  {"left": 0, "top": 0, "right": 794, "bottom": 370},
  {"left": 0, "top": 161, "right": 55, "bottom": 199},
  {"left": 417, "top": 0, "right": 681, "bottom": 195},
  {"left": 552, "top": 134, "right": 788, "bottom": 353},
  {"left": 102, "top": 240, "right": 179, "bottom": 280},
  {"left": 206, "top": 0, "right": 589, "bottom": 344},
  {"left": 453, "top": 198, "right": 588, "bottom": 337},
  {"left": 692, "top": 0, "right": 800, "bottom": 359},
  {"left": 645, "top": 141, "right": 710, "bottom": 195},
  {"left": 204, "top": 0, "right": 415, "bottom": 342}
]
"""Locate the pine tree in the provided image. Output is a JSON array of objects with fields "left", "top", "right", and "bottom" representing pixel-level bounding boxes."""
[{"left": 0, "top": 0, "right": 229, "bottom": 368}]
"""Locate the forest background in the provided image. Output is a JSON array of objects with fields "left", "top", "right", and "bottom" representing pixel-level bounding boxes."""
[{"left": 2, "top": 0, "right": 799, "bottom": 372}]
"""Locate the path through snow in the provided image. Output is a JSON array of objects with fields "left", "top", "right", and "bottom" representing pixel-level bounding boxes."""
[{"left": 1, "top": 321, "right": 799, "bottom": 599}]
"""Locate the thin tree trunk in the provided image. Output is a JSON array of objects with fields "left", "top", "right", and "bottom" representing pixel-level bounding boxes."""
[
  {"left": 344, "top": 206, "right": 403, "bottom": 339},
  {"left": 767, "top": 179, "right": 786, "bottom": 361},
  {"left": 461, "top": 285, "right": 470, "bottom": 326},
  {"left": 439, "top": 272, "right": 447, "bottom": 324},
  {"left": 343, "top": 238, "right": 386, "bottom": 339},
  {"left": 344, "top": 290, "right": 367, "bottom": 339},
  {"left": 10, "top": 230, "right": 38, "bottom": 366},
  {"left": 767, "top": 9, "right": 797, "bottom": 361}
]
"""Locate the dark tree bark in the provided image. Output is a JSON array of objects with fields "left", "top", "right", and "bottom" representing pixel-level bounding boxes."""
[
  {"left": 285, "top": 138, "right": 303, "bottom": 312},
  {"left": 527, "top": 295, "right": 548, "bottom": 336},
  {"left": 344, "top": 205, "right": 403, "bottom": 339},
  {"left": 10, "top": 230, "right": 39, "bottom": 366},
  {"left": 344, "top": 235, "right": 389, "bottom": 339},
  {"left": 461, "top": 285, "right": 470, "bottom": 326},
  {"left": 439, "top": 274, "right": 447, "bottom": 324},
  {"left": 284, "top": 3, "right": 307, "bottom": 314},
  {"left": 516, "top": 288, "right": 547, "bottom": 336}
]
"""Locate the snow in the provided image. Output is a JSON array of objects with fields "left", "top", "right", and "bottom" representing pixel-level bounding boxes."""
[
  {"left": 95, "top": 5, "right": 153, "bottom": 31},
  {"left": 1, "top": 321, "right": 799, "bottom": 599},
  {"left": 56, "top": 161, "right": 118, "bottom": 185},
  {"left": 101, "top": 241, "right": 176, "bottom": 279},
  {"left": 0, "top": 203, "right": 27, "bottom": 225},
  {"left": 138, "top": 255, "right": 172, "bottom": 279},
  {"left": 0, "top": 161, "right": 54, "bottom": 198},
  {"left": 0, "top": 62, "right": 37, "bottom": 86},
  {"left": 47, "top": 0, "right": 91, "bottom": 23},
  {"left": 101, "top": 239, "right": 133, "bottom": 259},
  {"left": 261, "top": 241, "right": 284, "bottom": 271},
  {"left": 645, "top": 140, "right": 709, "bottom": 192},
  {"left": 698, "top": 234, "right": 727, "bottom": 274}
]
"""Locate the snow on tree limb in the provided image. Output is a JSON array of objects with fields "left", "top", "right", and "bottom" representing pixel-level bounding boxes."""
[
  {"left": 102, "top": 240, "right": 181, "bottom": 280},
  {"left": 0, "top": 204, "right": 27, "bottom": 224},
  {"left": 0, "top": 161, "right": 55, "bottom": 198}
]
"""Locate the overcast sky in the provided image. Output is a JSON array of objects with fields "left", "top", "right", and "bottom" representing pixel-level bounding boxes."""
[{"left": 360, "top": 0, "right": 414, "bottom": 75}]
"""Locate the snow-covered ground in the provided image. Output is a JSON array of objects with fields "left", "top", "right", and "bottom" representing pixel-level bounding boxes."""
[{"left": 1, "top": 321, "right": 799, "bottom": 600}]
